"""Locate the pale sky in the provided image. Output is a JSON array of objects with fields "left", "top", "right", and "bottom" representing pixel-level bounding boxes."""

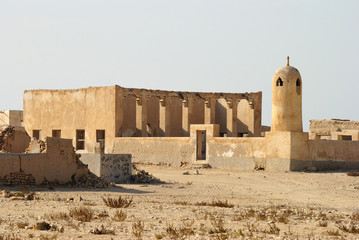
[{"left": 1, "top": 0, "right": 358, "bottom": 130}]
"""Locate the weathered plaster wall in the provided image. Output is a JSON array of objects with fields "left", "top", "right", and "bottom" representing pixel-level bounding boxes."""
[
  {"left": 309, "top": 119, "right": 359, "bottom": 140},
  {"left": 24, "top": 86, "right": 116, "bottom": 153},
  {"left": 0, "top": 137, "right": 87, "bottom": 185},
  {"left": 208, "top": 137, "right": 266, "bottom": 170},
  {"left": 113, "top": 137, "right": 194, "bottom": 166}
]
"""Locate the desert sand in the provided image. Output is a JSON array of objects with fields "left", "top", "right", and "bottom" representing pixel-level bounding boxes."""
[{"left": 0, "top": 165, "right": 359, "bottom": 239}]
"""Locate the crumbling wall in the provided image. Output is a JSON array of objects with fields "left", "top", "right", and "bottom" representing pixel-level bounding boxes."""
[
  {"left": 0, "top": 126, "right": 30, "bottom": 153},
  {"left": 0, "top": 137, "right": 88, "bottom": 185}
]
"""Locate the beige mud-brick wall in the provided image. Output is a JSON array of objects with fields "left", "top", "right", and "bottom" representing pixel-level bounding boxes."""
[
  {"left": 122, "top": 95, "right": 136, "bottom": 136},
  {"left": 23, "top": 86, "right": 117, "bottom": 153},
  {"left": 113, "top": 137, "right": 194, "bottom": 166},
  {"left": 1, "top": 127, "right": 31, "bottom": 153}
]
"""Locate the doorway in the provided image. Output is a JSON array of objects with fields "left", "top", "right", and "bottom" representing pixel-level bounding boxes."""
[{"left": 196, "top": 130, "right": 206, "bottom": 160}]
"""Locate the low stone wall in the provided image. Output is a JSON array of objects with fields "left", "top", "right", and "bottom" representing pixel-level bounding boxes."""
[
  {"left": 113, "top": 137, "right": 194, "bottom": 166},
  {"left": 81, "top": 153, "right": 132, "bottom": 182}
]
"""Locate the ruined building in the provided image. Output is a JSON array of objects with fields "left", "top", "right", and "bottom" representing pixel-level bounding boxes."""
[
  {"left": 22, "top": 59, "right": 359, "bottom": 171},
  {"left": 23, "top": 86, "right": 262, "bottom": 153}
]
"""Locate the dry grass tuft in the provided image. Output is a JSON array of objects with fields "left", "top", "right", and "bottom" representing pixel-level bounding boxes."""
[
  {"left": 318, "top": 221, "right": 328, "bottom": 227},
  {"left": 327, "top": 229, "right": 341, "bottom": 236},
  {"left": 132, "top": 220, "right": 145, "bottom": 239},
  {"left": 112, "top": 209, "right": 127, "bottom": 222},
  {"left": 0, "top": 233, "right": 22, "bottom": 240},
  {"left": 44, "top": 212, "right": 70, "bottom": 221},
  {"left": 102, "top": 196, "right": 133, "bottom": 208},
  {"left": 195, "top": 199, "right": 234, "bottom": 208},
  {"left": 96, "top": 210, "right": 109, "bottom": 219},
  {"left": 69, "top": 207, "right": 94, "bottom": 222},
  {"left": 173, "top": 200, "right": 189, "bottom": 206},
  {"left": 351, "top": 212, "right": 359, "bottom": 221},
  {"left": 336, "top": 223, "right": 359, "bottom": 234}
]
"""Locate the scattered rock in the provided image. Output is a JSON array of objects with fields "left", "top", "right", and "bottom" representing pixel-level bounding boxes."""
[
  {"left": 34, "top": 221, "right": 51, "bottom": 231},
  {"left": 194, "top": 170, "right": 199, "bottom": 175},
  {"left": 183, "top": 171, "right": 190, "bottom": 175},
  {"left": 131, "top": 169, "right": 164, "bottom": 184}
]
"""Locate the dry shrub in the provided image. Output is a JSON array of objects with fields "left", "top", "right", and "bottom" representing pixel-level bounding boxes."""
[
  {"left": 209, "top": 213, "right": 227, "bottom": 234},
  {"left": 96, "top": 210, "right": 109, "bottom": 219},
  {"left": 16, "top": 222, "right": 28, "bottom": 229},
  {"left": 165, "top": 224, "right": 179, "bottom": 238},
  {"left": 173, "top": 200, "right": 189, "bottom": 206},
  {"left": 44, "top": 212, "right": 70, "bottom": 221},
  {"left": 351, "top": 212, "right": 359, "bottom": 221},
  {"left": 0, "top": 233, "right": 22, "bottom": 240},
  {"left": 347, "top": 172, "right": 359, "bottom": 176},
  {"left": 112, "top": 210, "right": 127, "bottom": 222},
  {"left": 69, "top": 207, "right": 94, "bottom": 222},
  {"left": 336, "top": 223, "right": 359, "bottom": 234},
  {"left": 318, "top": 221, "right": 328, "bottom": 227},
  {"left": 102, "top": 196, "right": 133, "bottom": 208},
  {"left": 132, "top": 220, "right": 144, "bottom": 239},
  {"left": 195, "top": 199, "right": 234, "bottom": 208},
  {"left": 266, "top": 223, "right": 280, "bottom": 235},
  {"left": 327, "top": 229, "right": 341, "bottom": 236}
]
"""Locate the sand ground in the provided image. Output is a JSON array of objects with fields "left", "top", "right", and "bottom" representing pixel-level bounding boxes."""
[{"left": 0, "top": 165, "right": 359, "bottom": 239}]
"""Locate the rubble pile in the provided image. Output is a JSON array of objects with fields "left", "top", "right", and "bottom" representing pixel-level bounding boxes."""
[
  {"left": 131, "top": 165, "right": 164, "bottom": 184},
  {"left": 0, "top": 126, "right": 15, "bottom": 152},
  {"left": 73, "top": 172, "right": 111, "bottom": 188},
  {"left": 0, "top": 172, "right": 36, "bottom": 185}
]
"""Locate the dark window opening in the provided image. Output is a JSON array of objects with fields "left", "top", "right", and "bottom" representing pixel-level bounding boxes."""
[
  {"left": 52, "top": 130, "right": 61, "bottom": 138},
  {"left": 76, "top": 130, "right": 85, "bottom": 150},
  {"left": 196, "top": 130, "right": 206, "bottom": 160},
  {"left": 96, "top": 130, "right": 105, "bottom": 152},
  {"left": 341, "top": 135, "right": 352, "bottom": 141},
  {"left": 296, "top": 78, "right": 301, "bottom": 86},
  {"left": 276, "top": 78, "right": 283, "bottom": 86},
  {"left": 33, "top": 130, "right": 41, "bottom": 140}
]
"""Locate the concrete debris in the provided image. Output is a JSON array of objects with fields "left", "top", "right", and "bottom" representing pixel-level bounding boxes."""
[
  {"left": 34, "top": 221, "right": 51, "bottom": 231},
  {"left": 194, "top": 169, "right": 199, "bottom": 175},
  {"left": 183, "top": 171, "right": 190, "bottom": 175}
]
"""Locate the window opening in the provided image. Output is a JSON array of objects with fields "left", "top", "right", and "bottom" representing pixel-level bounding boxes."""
[
  {"left": 33, "top": 130, "right": 42, "bottom": 140},
  {"left": 276, "top": 78, "right": 283, "bottom": 86},
  {"left": 296, "top": 78, "right": 301, "bottom": 86},
  {"left": 196, "top": 130, "right": 206, "bottom": 160},
  {"left": 76, "top": 130, "right": 85, "bottom": 150},
  {"left": 52, "top": 130, "right": 61, "bottom": 138},
  {"left": 96, "top": 130, "right": 105, "bottom": 152}
]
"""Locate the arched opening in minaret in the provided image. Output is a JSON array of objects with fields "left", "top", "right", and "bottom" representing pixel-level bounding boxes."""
[
  {"left": 296, "top": 78, "right": 301, "bottom": 86},
  {"left": 276, "top": 78, "right": 283, "bottom": 86}
]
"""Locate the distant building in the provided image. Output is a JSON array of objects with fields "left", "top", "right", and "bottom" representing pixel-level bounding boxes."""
[{"left": 309, "top": 119, "right": 359, "bottom": 141}]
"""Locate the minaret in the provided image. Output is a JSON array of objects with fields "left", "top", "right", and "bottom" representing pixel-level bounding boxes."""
[{"left": 271, "top": 57, "right": 303, "bottom": 132}]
